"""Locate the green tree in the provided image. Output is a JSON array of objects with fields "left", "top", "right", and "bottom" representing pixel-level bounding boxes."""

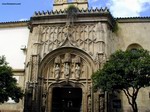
[
  {"left": 92, "top": 49, "right": 150, "bottom": 112},
  {"left": 0, "top": 56, "right": 23, "bottom": 103}
]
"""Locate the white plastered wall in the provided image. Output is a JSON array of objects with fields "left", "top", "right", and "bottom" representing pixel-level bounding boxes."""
[{"left": 0, "top": 26, "right": 29, "bottom": 69}]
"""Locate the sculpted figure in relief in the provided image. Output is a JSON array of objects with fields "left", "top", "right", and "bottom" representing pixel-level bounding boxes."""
[
  {"left": 74, "top": 55, "right": 81, "bottom": 80},
  {"left": 54, "top": 56, "right": 61, "bottom": 80},
  {"left": 64, "top": 53, "right": 71, "bottom": 80},
  {"left": 54, "top": 64, "right": 60, "bottom": 80},
  {"left": 64, "top": 63, "right": 70, "bottom": 80},
  {"left": 75, "top": 64, "right": 81, "bottom": 80}
]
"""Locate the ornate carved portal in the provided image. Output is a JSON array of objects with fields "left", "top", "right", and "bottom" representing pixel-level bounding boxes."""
[
  {"left": 26, "top": 22, "right": 107, "bottom": 111},
  {"left": 38, "top": 49, "right": 97, "bottom": 112},
  {"left": 34, "top": 21, "right": 108, "bottom": 111}
]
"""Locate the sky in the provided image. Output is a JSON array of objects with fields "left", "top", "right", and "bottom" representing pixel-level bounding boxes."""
[{"left": 0, "top": 0, "right": 150, "bottom": 22}]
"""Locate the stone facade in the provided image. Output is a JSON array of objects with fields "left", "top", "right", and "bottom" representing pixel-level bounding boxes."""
[
  {"left": 0, "top": 1, "right": 150, "bottom": 112},
  {"left": 24, "top": 5, "right": 115, "bottom": 111}
]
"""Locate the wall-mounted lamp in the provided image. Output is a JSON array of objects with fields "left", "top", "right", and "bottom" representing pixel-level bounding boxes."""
[{"left": 20, "top": 45, "right": 27, "bottom": 54}]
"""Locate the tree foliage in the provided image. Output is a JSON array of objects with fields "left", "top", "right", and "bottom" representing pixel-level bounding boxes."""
[
  {"left": 0, "top": 56, "right": 23, "bottom": 103},
  {"left": 92, "top": 49, "right": 150, "bottom": 112}
]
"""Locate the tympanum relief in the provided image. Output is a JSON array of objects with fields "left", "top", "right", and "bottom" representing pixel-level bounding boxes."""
[
  {"left": 34, "top": 22, "right": 106, "bottom": 61},
  {"left": 42, "top": 53, "right": 92, "bottom": 81}
]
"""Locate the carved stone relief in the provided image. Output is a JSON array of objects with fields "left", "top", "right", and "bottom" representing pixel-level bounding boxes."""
[
  {"left": 54, "top": 56, "right": 61, "bottom": 80},
  {"left": 63, "top": 53, "right": 71, "bottom": 81},
  {"left": 75, "top": 64, "right": 81, "bottom": 80},
  {"left": 88, "top": 85, "right": 91, "bottom": 95},
  {"left": 88, "top": 95, "right": 92, "bottom": 112},
  {"left": 94, "top": 53, "right": 107, "bottom": 69},
  {"left": 30, "top": 55, "right": 39, "bottom": 82},
  {"left": 35, "top": 23, "right": 106, "bottom": 61},
  {"left": 73, "top": 55, "right": 81, "bottom": 80},
  {"left": 41, "top": 53, "right": 93, "bottom": 81},
  {"left": 99, "top": 94, "right": 105, "bottom": 112}
]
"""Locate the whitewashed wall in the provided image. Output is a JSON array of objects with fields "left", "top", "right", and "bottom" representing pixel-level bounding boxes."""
[{"left": 0, "top": 26, "right": 29, "bottom": 69}]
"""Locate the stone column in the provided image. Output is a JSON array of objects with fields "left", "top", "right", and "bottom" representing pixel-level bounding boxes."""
[{"left": 47, "top": 88, "right": 53, "bottom": 112}]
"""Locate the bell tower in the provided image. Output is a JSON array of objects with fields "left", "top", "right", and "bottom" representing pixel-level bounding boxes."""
[{"left": 53, "top": 0, "right": 88, "bottom": 11}]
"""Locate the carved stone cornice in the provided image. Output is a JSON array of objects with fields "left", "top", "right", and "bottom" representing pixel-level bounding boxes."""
[
  {"left": 33, "top": 7, "right": 110, "bottom": 17},
  {"left": 30, "top": 7, "right": 115, "bottom": 28}
]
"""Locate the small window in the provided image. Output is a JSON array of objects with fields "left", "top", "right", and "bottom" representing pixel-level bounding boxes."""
[
  {"left": 130, "top": 48, "right": 138, "bottom": 53},
  {"left": 127, "top": 43, "right": 142, "bottom": 51},
  {"left": 113, "top": 99, "right": 121, "bottom": 109}
]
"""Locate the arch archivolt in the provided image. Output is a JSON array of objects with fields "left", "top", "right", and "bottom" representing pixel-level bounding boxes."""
[{"left": 39, "top": 47, "right": 96, "bottom": 82}]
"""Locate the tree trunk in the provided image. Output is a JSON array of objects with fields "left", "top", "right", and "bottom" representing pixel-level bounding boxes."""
[
  {"left": 123, "top": 89, "right": 139, "bottom": 112},
  {"left": 131, "top": 99, "right": 138, "bottom": 112}
]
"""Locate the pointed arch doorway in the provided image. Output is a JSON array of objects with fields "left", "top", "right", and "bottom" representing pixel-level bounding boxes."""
[{"left": 51, "top": 85, "right": 82, "bottom": 112}]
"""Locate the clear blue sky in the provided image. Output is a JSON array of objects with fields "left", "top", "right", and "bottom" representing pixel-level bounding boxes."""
[{"left": 0, "top": 0, "right": 150, "bottom": 22}]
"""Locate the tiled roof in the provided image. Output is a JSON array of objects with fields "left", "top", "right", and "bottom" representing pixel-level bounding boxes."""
[
  {"left": 116, "top": 17, "right": 150, "bottom": 19},
  {"left": 116, "top": 17, "right": 150, "bottom": 23},
  {"left": 0, "top": 20, "right": 29, "bottom": 24},
  {"left": 0, "top": 20, "right": 29, "bottom": 28}
]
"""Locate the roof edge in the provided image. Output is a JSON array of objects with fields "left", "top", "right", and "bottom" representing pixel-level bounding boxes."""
[
  {"left": 0, "top": 20, "right": 29, "bottom": 28},
  {"left": 116, "top": 17, "right": 150, "bottom": 23}
]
